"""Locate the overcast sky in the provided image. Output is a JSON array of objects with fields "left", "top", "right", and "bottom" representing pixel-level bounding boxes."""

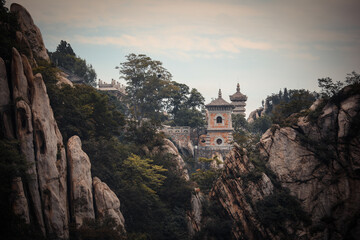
[{"left": 7, "top": 0, "right": 360, "bottom": 116}]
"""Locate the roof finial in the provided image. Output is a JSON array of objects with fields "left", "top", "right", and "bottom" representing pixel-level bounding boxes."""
[
  {"left": 237, "top": 83, "right": 240, "bottom": 93},
  {"left": 218, "top": 89, "right": 222, "bottom": 98}
]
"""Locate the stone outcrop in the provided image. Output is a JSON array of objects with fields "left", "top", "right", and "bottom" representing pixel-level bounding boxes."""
[
  {"left": 2, "top": 3, "right": 126, "bottom": 238},
  {"left": 93, "top": 177, "right": 125, "bottom": 231},
  {"left": 187, "top": 190, "right": 204, "bottom": 236},
  {"left": 259, "top": 87, "right": 360, "bottom": 239},
  {"left": 247, "top": 107, "right": 263, "bottom": 123},
  {"left": 211, "top": 147, "right": 279, "bottom": 240},
  {"left": 11, "top": 48, "right": 45, "bottom": 234},
  {"left": 32, "top": 72, "right": 69, "bottom": 239},
  {"left": 57, "top": 71, "right": 74, "bottom": 87},
  {"left": 11, "top": 48, "right": 30, "bottom": 102},
  {"left": 10, "top": 3, "right": 50, "bottom": 63},
  {"left": 0, "top": 57, "right": 14, "bottom": 139},
  {"left": 212, "top": 85, "right": 360, "bottom": 239},
  {"left": 3, "top": 49, "right": 126, "bottom": 238},
  {"left": 67, "top": 136, "right": 95, "bottom": 227},
  {"left": 10, "top": 177, "right": 30, "bottom": 224},
  {"left": 152, "top": 138, "right": 189, "bottom": 180}
]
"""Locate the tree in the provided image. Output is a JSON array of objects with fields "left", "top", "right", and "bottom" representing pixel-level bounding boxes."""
[
  {"left": 55, "top": 40, "right": 75, "bottom": 56},
  {"left": 117, "top": 54, "right": 173, "bottom": 124},
  {"left": 169, "top": 86, "right": 205, "bottom": 128},
  {"left": 271, "top": 89, "right": 315, "bottom": 126},
  {"left": 283, "top": 88, "right": 289, "bottom": 102},
  {"left": 249, "top": 116, "right": 272, "bottom": 134},
  {"left": 345, "top": 71, "right": 360, "bottom": 85},
  {"left": 232, "top": 114, "right": 249, "bottom": 132},
  {"left": 187, "top": 88, "right": 205, "bottom": 110},
  {"left": 117, "top": 154, "right": 167, "bottom": 197},
  {"left": 166, "top": 82, "right": 190, "bottom": 116},
  {"left": 50, "top": 40, "right": 97, "bottom": 87},
  {"left": 318, "top": 77, "right": 344, "bottom": 98}
]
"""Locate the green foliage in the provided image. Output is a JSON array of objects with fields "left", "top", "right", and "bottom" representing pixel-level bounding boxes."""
[
  {"left": 33, "top": 60, "right": 59, "bottom": 84},
  {"left": 117, "top": 53, "right": 173, "bottom": 124},
  {"left": 194, "top": 199, "right": 233, "bottom": 240},
  {"left": 49, "top": 40, "right": 97, "bottom": 86},
  {"left": 0, "top": 139, "right": 28, "bottom": 187},
  {"left": 55, "top": 40, "right": 75, "bottom": 56},
  {"left": 71, "top": 217, "right": 126, "bottom": 240},
  {"left": 123, "top": 120, "right": 164, "bottom": 148},
  {"left": 191, "top": 169, "right": 221, "bottom": 193},
  {"left": 0, "top": 139, "right": 44, "bottom": 240},
  {"left": 34, "top": 62, "right": 125, "bottom": 142},
  {"left": 118, "top": 154, "right": 167, "bottom": 197},
  {"left": 249, "top": 115, "right": 272, "bottom": 134},
  {"left": 198, "top": 157, "right": 214, "bottom": 163},
  {"left": 171, "top": 108, "right": 205, "bottom": 128},
  {"left": 240, "top": 169, "right": 263, "bottom": 187},
  {"left": 117, "top": 53, "right": 205, "bottom": 127},
  {"left": 271, "top": 89, "right": 316, "bottom": 126},
  {"left": 256, "top": 189, "right": 311, "bottom": 231},
  {"left": 345, "top": 71, "right": 360, "bottom": 85},
  {"left": 198, "top": 156, "right": 221, "bottom": 165},
  {"left": 167, "top": 83, "right": 205, "bottom": 128},
  {"left": 232, "top": 114, "right": 249, "bottom": 131},
  {"left": 318, "top": 77, "right": 344, "bottom": 98}
]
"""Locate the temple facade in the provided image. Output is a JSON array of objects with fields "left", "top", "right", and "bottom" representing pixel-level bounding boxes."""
[{"left": 204, "top": 89, "right": 234, "bottom": 148}]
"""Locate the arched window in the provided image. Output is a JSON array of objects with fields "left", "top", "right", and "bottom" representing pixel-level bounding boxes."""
[{"left": 216, "top": 116, "right": 222, "bottom": 123}]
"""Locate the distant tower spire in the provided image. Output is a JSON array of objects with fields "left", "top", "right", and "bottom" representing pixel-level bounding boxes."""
[
  {"left": 218, "top": 89, "right": 222, "bottom": 98},
  {"left": 236, "top": 83, "right": 240, "bottom": 93}
]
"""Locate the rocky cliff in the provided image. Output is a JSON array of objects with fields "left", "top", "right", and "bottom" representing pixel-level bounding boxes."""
[
  {"left": 211, "top": 85, "right": 360, "bottom": 239},
  {"left": 10, "top": 3, "right": 50, "bottom": 64},
  {"left": 0, "top": 4, "right": 125, "bottom": 239},
  {"left": 152, "top": 138, "right": 190, "bottom": 180}
]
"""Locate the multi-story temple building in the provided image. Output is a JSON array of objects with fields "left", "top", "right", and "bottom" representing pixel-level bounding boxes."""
[
  {"left": 164, "top": 84, "right": 247, "bottom": 161},
  {"left": 229, "top": 83, "right": 247, "bottom": 116},
  {"left": 203, "top": 89, "right": 234, "bottom": 148}
]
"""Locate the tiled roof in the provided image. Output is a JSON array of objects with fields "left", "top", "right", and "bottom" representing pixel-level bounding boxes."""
[
  {"left": 206, "top": 89, "right": 234, "bottom": 108},
  {"left": 229, "top": 83, "right": 247, "bottom": 101}
]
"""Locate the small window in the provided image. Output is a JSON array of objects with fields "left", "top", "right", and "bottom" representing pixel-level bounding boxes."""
[
  {"left": 216, "top": 139, "right": 223, "bottom": 145},
  {"left": 216, "top": 116, "right": 222, "bottom": 123}
]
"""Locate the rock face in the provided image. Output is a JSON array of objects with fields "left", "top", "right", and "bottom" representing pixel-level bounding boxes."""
[
  {"left": 93, "top": 177, "right": 125, "bottom": 231},
  {"left": 10, "top": 3, "right": 50, "bottom": 63},
  {"left": 3, "top": 49, "right": 126, "bottom": 238},
  {"left": 67, "top": 136, "right": 95, "bottom": 227},
  {"left": 152, "top": 138, "right": 189, "bottom": 180},
  {"left": 32, "top": 72, "right": 69, "bottom": 239},
  {"left": 259, "top": 87, "right": 360, "bottom": 240},
  {"left": 187, "top": 190, "right": 204, "bottom": 236},
  {"left": 212, "top": 86, "right": 360, "bottom": 239},
  {"left": 10, "top": 177, "right": 30, "bottom": 224},
  {"left": 0, "top": 57, "right": 14, "bottom": 139},
  {"left": 2, "top": 4, "right": 126, "bottom": 238},
  {"left": 211, "top": 147, "right": 278, "bottom": 240}
]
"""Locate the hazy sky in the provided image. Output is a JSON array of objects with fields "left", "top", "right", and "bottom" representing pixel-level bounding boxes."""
[{"left": 7, "top": 0, "right": 360, "bottom": 116}]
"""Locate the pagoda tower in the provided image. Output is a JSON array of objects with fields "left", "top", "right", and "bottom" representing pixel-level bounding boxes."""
[
  {"left": 229, "top": 83, "right": 247, "bottom": 116},
  {"left": 204, "top": 89, "right": 234, "bottom": 147}
]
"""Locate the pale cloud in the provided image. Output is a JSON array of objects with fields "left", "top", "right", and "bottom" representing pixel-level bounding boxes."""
[
  {"left": 74, "top": 34, "right": 273, "bottom": 58},
  {"left": 8, "top": 0, "right": 360, "bottom": 55}
]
